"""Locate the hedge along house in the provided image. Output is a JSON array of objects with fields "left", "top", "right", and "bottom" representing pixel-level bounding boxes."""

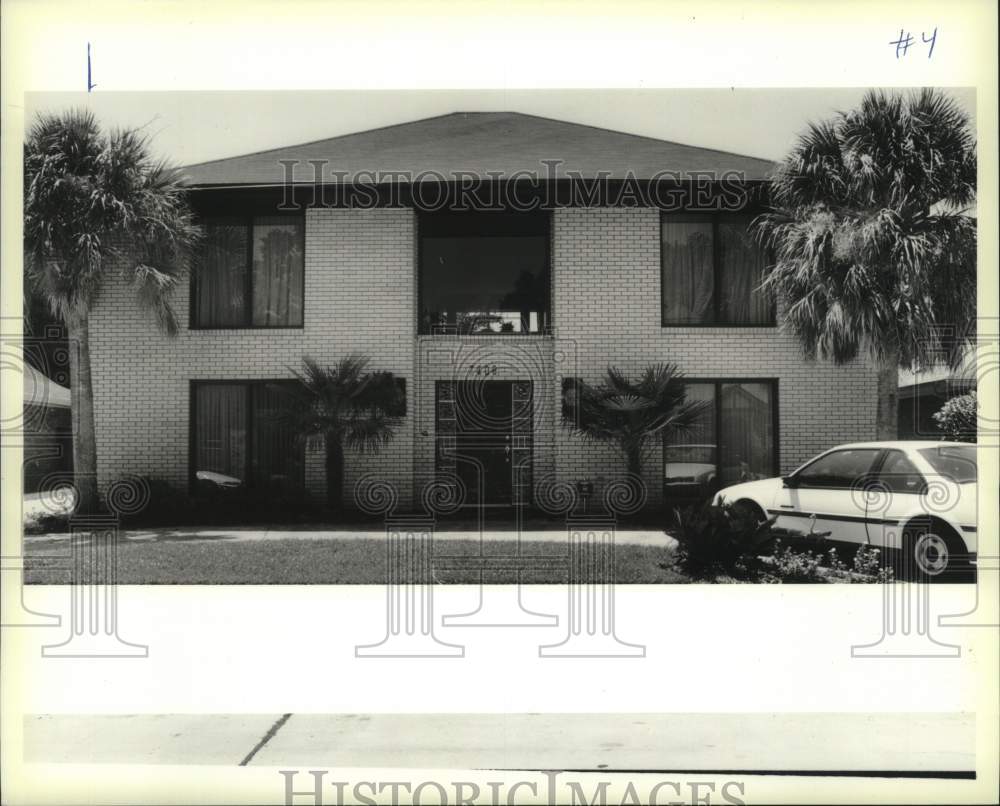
[{"left": 87, "top": 112, "right": 878, "bottom": 514}]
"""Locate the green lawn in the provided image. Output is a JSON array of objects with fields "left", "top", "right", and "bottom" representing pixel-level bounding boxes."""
[{"left": 23, "top": 537, "right": 685, "bottom": 585}]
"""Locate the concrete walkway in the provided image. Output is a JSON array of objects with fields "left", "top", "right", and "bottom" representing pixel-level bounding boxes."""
[
  {"left": 24, "top": 524, "right": 675, "bottom": 548},
  {"left": 22, "top": 489, "right": 77, "bottom": 521},
  {"left": 24, "top": 712, "right": 974, "bottom": 772}
]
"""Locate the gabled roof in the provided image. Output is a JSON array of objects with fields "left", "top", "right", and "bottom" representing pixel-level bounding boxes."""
[{"left": 181, "top": 112, "right": 776, "bottom": 186}]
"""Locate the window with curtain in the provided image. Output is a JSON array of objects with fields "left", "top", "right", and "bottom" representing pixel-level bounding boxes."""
[
  {"left": 718, "top": 381, "right": 775, "bottom": 487},
  {"left": 193, "top": 216, "right": 304, "bottom": 328},
  {"left": 661, "top": 214, "right": 774, "bottom": 326},
  {"left": 663, "top": 383, "right": 717, "bottom": 496},
  {"left": 660, "top": 218, "right": 714, "bottom": 325},
  {"left": 192, "top": 381, "right": 304, "bottom": 493},
  {"left": 663, "top": 380, "right": 777, "bottom": 501}
]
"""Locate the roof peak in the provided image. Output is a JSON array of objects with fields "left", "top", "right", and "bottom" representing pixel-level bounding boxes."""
[{"left": 181, "top": 110, "right": 777, "bottom": 185}]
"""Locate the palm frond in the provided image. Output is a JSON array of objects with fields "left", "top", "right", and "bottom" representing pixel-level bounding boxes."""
[
  {"left": 752, "top": 88, "right": 976, "bottom": 370},
  {"left": 23, "top": 108, "right": 196, "bottom": 332}
]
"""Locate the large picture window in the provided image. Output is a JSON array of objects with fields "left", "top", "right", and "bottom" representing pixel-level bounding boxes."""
[
  {"left": 660, "top": 214, "right": 774, "bottom": 326},
  {"left": 192, "top": 216, "right": 304, "bottom": 328},
  {"left": 664, "top": 380, "right": 778, "bottom": 500},
  {"left": 191, "top": 381, "right": 304, "bottom": 494},
  {"left": 419, "top": 211, "right": 551, "bottom": 335}
]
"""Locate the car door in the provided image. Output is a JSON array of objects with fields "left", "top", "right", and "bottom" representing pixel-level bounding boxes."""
[
  {"left": 865, "top": 449, "right": 928, "bottom": 552},
  {"left": 771, "top": 448, "right": 883, "bottom": 546}
]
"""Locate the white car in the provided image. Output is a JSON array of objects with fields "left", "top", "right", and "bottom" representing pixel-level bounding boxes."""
[{"left": 714, "top": 441, "right": 978, "bottom": 580}]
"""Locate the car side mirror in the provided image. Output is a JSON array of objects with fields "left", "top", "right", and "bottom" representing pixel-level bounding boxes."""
[{"left": 782, "top": 475, "right": 799, "bottom": 489}]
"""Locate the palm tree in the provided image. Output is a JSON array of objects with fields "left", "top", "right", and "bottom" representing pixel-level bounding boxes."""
[
  {"left": 23, "top": 109, "right": 198, "bottom": 513},
  {"left": 561, "top": 364, "right": 706, "bottom": 480},
  {"left": 754, "top": 89, "right": 977, "bottom": 439},
  {"left": 290, "top": 355, "right": 404, "bottom": 511}
]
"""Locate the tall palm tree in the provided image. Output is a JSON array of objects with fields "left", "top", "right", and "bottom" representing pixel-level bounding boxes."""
[
  {"left": 23, "top": 109, "right": 198, "bottom": 513},
  {"left": 562, "top": 364, "right": 706, "bottom": 480},
  {"left": 754, "top": 89, "right": 977, "bottom": 439},
  {"left": 290, "top": 355, "right": 404, "bottom": 511}
]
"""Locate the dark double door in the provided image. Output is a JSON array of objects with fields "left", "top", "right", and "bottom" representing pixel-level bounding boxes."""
[{"left": 436, "top": 380, "right": 533, "bottom": 507}]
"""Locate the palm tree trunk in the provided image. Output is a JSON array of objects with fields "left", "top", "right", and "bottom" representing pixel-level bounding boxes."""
[
  {"left": 325, "top": 434, "right": 345, "bottom": 512},
  {"left": 625, "top": 445, "right": 642, "bottom": 479},
  {"left": 876, "top": 344, "right": 900, "bottom": 440},
  {"left": 65, "top": 310, "right": 100, "bottom": 514}
]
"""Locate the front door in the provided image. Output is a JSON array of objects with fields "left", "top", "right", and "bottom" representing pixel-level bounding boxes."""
[{"left": 435, "top": 380, "right": 533, "bottom": 507}]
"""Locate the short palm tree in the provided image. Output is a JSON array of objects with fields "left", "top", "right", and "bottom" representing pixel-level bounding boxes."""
[
  {"left": 754, "top": 88, "right": 977, "bottom": 438},
  {"left": 23, "top": 109, "right": 198, "bottom": 513},
  {"left": 290, "top": 355, "right": 404, "bottom": 511},
  {"left": 562, "top": 364, "right": 707, "bottom": 480}
]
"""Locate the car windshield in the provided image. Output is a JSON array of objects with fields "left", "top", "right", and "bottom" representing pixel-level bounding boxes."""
[
  {"left": 665, "top": 445, "right": 715, "bottom": 464},
  {"left": 918, "top": 446, "right": 977, "bottom": 484}
]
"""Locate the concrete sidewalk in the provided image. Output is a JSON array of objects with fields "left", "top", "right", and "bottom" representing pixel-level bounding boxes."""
[
  {"left": 24, "top": 525, "right": 675, "bottom": 548},
  {"left": 24, "top": 712, "right": 974, "bottom": 772}
]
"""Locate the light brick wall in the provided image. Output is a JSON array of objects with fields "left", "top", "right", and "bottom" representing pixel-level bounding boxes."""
[
  {"left": 88, "top": 207, "right": 417, "bottom": 509},
  {"left": 551, "top": 207, "right": 878, "bottom": 508},
  {"left": 87, "top": 204, "right": 877, "bottom": 513}
]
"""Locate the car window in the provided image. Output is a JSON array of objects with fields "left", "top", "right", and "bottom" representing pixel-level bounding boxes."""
[
  {"left": 918, "top": 446, "right": 977, "bottom": 483},
  {"left": 877, "top": 450, "right": 926, "bottom": 494},
  {"left": 796, "top": 449, "right": 881, "bottom": 489}
]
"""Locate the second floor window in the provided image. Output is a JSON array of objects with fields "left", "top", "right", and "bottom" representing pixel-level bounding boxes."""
[
  {"left": 419, "top": 211, "right": 551, "bottom": 335},
  {"left": 193, "top": 216, "right": 304, "bottom": 328},
  {"left": 660, "top": 214, "right": 774, "bottom": 326}
]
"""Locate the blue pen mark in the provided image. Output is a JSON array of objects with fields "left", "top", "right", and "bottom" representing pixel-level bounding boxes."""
[
  {"left": 890, "top": 27, "right": 937, "bottom": 60},
  {"left": 87, "top": 43, "right": 96, "bottom": 92},
  {"left": 889, "top": 29, "right": 913, "bottom": 58},
  {"left": 922, "top": 27, "right": 937, "bottom": 59}
]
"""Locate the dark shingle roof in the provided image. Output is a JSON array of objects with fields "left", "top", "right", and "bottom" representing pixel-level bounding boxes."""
[{"left": 181, "top": 112, "right": 776, "bottom": 186}]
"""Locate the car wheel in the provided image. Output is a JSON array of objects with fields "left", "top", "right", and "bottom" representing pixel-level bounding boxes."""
[
  {"left": 731, "top": 499, "right": 766, "bottom": 525},
  {"left": 902, "top": 522, "right": 969, "bottom": 582}
]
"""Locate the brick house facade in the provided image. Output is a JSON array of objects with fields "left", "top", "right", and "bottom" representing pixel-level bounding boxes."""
[{"left": 87, "top": 113, "right": 877, "bottom": 512}]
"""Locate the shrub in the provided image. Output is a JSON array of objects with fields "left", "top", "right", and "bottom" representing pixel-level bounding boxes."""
[
  {"left": 669, "top": 500, "right": 778, "bottom": 581},
  {"left": 933, "top": 391, "right": 977, "bottom": 442},
  {"left": 829, "top": 544, "right": 896, "bottom": 584},
  {"left": 668, "top": 501, "right": 894, "bottom": 583},
  {"left": 756, "top": 543, "right": 895, "bottom": 584},
  {"left": 762, "top": 540, "right": 827, "bottom": 583}
]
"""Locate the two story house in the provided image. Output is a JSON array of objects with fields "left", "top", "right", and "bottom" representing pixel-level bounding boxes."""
[{"left": 87, "top": 112, "right": 877, "bottom": 513}]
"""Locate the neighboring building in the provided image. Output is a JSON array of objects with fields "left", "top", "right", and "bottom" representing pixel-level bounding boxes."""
[
  {"left": 898, "top": 360, "right": 977, "bottom": 440},
  {"left": 87, "top": 112, "right": 878, "bottom": 512},
  {"left": 22, "top": 363, "right": 72, "bottom": 494}
]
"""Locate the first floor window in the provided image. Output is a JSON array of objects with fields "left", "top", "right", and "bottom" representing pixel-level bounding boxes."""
[
  {"left": 193, "top": 216, "right": 304, "bottom": 328},
  {"left": 664, "top": 380, "right": 777, "bottom": 499},
  {"left": 192, "top": 381, "right": 304, "bottom": 493}
]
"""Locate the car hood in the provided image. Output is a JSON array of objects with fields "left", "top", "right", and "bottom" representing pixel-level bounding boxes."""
[{"left": 713, "top": 477, "right": 783, "bottom": 507}]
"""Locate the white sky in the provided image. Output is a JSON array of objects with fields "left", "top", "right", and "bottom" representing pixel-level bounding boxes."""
[{"left": 24, "top": 87, "right": 977, "bottom": 168}]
